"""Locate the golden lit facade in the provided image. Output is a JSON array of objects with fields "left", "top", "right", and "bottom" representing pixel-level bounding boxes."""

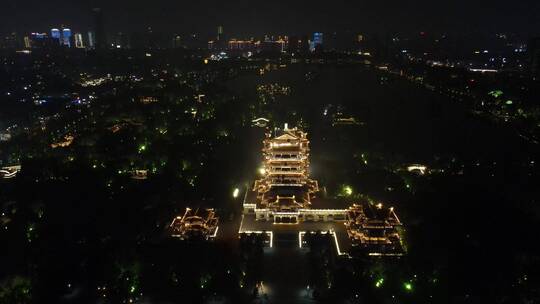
[
  {"left": 345, "top": 204, "right": 404, "bottom": 256},
  {"left": 239, "top": 125, "right": 405, "bottom": 258},
  {"left": 228, "top": 39, "right": 254, "bottom": 50},
  {"left": 170, "top": 208, "right": 219, "bottom": 240},
  {"left": 242, "top": 125, "right": 331, "bottom": 224},
  {"left": 254, "top": 126, "right": 319, "bottom": 212}
]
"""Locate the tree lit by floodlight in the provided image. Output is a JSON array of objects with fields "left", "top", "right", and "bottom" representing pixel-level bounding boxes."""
[{"left": 342, "top": 185, "right": 353, "bottom": 196}]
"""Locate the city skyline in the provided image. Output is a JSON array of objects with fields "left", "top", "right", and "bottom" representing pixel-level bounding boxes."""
[
  {"left": 1, "top": 0, "right": 540, "bottom": 36},
  {"left": 1, "top": 2, "right": 539, "bottom": 303}
]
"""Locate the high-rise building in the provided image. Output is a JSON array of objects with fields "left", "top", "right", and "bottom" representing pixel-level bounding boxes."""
[
  {"left": 323, "top": 31, "right": 357, "bottom": 52},
  {"left": 172, "top": 35, "right": 182, "bottom": 48},
  {"left": 214, "top": 25, "right": 225, "bottom": 50},
  {"left": 87, "top": 31, "right": 95, "bottom": 49},
  {"left": 51, "top": 28, "right": 61, "bottom": 43},
  {"left": 74, "top": 33, "right": 84, "bottom": 48},
  {"left": 356, "top": 33, "right": 365, "bottom": 51},
  {"left": 300, "top": 35, "right": 309, "bottom": 54},
  {"left": 23, "top": 36, "right": 31, "bottom": 49},
  {"left": 217, "top": 25, "right": 224, "bottom": 41},
  {"left": 529, "top": 37, "right": 540, "bottom": 77},
  {"left": 311, "top": 32, "right": 323, "bottom": 52},
  {"left": 288, "top": 36, "right": 299, "bottom": 53},
  {"left": 30, "top": 33, "right": 58, "bottom": 49},
  {"left": 31, "top": 32, "right": 47, "bottom": 39},
  {"left": 1, "top": 32, "right": 21, "bottom": 49},
  {"left": 93, "top": 8, "right": 107, "bottom": 49},
  {"left": 62, "top": 28, "right": 72, "bottom": 47},
  {"left": 289, "top": 35, "right": 310, "bottom": 54},
  {"left": 112, "top": 32, "right": 128, "bottom": 49}
]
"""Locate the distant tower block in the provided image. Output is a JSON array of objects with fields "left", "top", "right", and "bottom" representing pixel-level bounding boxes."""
[
  {"left": 51, "top": 28, "right": 61, "bottom": 43},
  {"left": 74, "top": 33, "right": 85, "bottom": 48},
  {"left": 62, "top": 28, "right": 72, "bottom": 47},
  {"left": 217, "top": 25, "right": 224, "bottom": 41},
  {"left": 93, "top": 8, "right": 107, "bottom": 49}
]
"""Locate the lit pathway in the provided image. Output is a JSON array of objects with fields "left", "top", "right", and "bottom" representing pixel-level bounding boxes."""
[{"left": 258, "top": 233, "right": 315, "bottom": 304}]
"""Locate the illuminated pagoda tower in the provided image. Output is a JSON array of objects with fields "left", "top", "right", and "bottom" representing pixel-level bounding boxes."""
[
  {"left": 169, "top": 208, "right": 219, "bottom": 240},
  {"left": 240, "top": 123, "right": 405, "bottom": 257},
  {"left": 246, "top": 124, "right": 319, "bottom": 223}
]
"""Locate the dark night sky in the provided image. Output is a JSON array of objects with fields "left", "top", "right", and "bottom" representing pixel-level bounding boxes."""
[{"left": 1, "top": 0, "right": 539, "bottom": 37}]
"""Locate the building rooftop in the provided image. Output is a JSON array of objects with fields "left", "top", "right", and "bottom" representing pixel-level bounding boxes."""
[
  {"left": 345, "top": 204, "right": 404, "bottom": 256},
  {"left": 169, "top": 208, "right": 219, "bottom": 240}
]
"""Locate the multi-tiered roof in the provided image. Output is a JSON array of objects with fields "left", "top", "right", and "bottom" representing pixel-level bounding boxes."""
[
  {"left": 253, "top": 127, "right": 319, "bottom": 212},
  {"left": 345, "top": 203, "right": 404, "bottom": 256},
  {"left": 170, "top": 208, "right": 219, "bottom": 240}
]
